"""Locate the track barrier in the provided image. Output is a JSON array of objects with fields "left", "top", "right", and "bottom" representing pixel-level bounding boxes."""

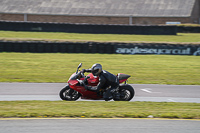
[
  {"left": 0, "top": 21, "right": 177, "bottom": 35},
  {"left": 0, "top": 40, "right": 200, "bottom": 55}
]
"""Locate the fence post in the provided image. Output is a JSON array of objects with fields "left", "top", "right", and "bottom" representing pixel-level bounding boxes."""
[
  {"left": 24, "top": 14, "right": 27, "bottom": 22},
  {"left": 129, "top": 16, "right": 133, "bottom": 25}
]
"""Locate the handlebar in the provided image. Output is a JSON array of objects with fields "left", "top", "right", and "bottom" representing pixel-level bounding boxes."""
[
  {"left": 83, "top": 76, "right": 90, "bottom": 83},
  {"left": 84, "top": 76, "right": 90, "bottom": 81}
]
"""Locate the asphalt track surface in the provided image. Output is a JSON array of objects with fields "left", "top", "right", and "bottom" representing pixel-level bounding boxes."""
[
  {"left": 0, "top": 118, "right": 200, "bottom": 133},
  {"left": 1, "top": 83, "right": 200, "bottom": 133},
  {"left": 0, "top": 83, "right": 200, "bottom": 102}
]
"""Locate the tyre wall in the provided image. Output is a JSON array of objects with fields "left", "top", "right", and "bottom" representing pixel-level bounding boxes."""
[
  {"left": 177, "top": 26, "right": 200, "bottom": 33},
  {"left": 0, "top": 41, "right": 200, "bottom": 55}
]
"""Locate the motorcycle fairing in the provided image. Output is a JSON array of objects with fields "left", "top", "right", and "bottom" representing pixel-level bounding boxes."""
[
  {"left": 68, "top": 80, "right": 78, "bottom": 86},
  {"left": 117, "top": 73, "right": 131, "bottom": 80},
  {"left": 70, "top": 85, "right": 103, "bottom": 100}
]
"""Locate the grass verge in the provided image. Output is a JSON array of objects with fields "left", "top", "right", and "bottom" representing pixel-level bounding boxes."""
[
  {"left": 0, "top": 53, "right": 200, "bottom": 85},
  {"left": 0, "top": 31, "right": 200, "bottom": 43},
  {"left": 0, "top": 101, "right": 199, "bottom": 119}
]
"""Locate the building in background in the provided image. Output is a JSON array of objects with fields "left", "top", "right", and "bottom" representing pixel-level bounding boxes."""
[{"left": 0, "top": 0, "right": 199, "bottom": 25}]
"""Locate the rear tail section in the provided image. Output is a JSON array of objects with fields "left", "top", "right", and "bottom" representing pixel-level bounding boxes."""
[{"left": 117, "top": 73, "right": 131, "bottom": 84}]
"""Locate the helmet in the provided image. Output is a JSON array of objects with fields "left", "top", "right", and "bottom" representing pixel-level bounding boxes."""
[{"left": 91, "top": 64, "right": 102, "bottom": 76}]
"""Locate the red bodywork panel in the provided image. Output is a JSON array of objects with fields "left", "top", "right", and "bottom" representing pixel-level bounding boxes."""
[
  {"left": 87, "top": 73, "right": 99, "bottom": 86},
  {"left": 68, "top": 83, "right": 102, "bottom": 100},
  {"left": 68, "top": 80, "right": 78, "bottom": 86}
]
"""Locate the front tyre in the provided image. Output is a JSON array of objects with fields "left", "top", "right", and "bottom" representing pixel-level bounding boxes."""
[
  {"left": 114, "top": 84, "right": 135, "bottom": 101},
  {"left": 59, "top": 85, "right": 81, "bottom": 101}
]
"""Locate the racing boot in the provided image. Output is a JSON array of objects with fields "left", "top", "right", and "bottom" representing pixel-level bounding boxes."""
[{"left": 103, "top": 89, "right": 113, "bottom": 101}]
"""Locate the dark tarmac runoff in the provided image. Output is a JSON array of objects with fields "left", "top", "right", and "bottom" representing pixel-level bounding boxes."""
[{"left": 0, "top": 83, "right": 200, "bottom": 102}]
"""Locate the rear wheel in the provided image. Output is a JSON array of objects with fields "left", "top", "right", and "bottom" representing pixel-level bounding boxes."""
[
  {"left": 114, "top": 84, "right": 135, "bottom": 101},
  {"left": 59, "top": 85, "right": 81, "bottom": 101}
]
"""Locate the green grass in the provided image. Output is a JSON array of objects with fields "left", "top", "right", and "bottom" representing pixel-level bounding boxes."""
[
  {"left": 0, "top": 31, "right": 200, "bottom": 43},
  {"left": 0, "top": 101, "right": 199, "bottom": 119},
  {"left": 0, "top": 53, "right": 199, "bottom": 85}
]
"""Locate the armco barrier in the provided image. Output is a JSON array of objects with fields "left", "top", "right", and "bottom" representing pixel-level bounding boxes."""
[
  {"left": 0, "top": 21, "right": 177, "bottom": 35},
  {"left": 0, "top": 41, "right": 200, "bottom": 55}
]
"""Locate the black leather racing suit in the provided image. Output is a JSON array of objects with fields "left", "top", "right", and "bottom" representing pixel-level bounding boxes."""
[{"left": 84, "top": 70, "right": 119, "bottom": 100}]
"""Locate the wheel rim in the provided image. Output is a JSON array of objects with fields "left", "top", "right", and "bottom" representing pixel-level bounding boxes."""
[
  {"left": 120, "top": 89, "right": 131, "bottom": 100},
  {"left": 63, "top": 89, "right": 79, "bottom": 100}
]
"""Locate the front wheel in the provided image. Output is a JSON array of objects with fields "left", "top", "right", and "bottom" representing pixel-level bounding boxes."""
[
  {"left": 114, "top": 84, "right": 135, "bottom": 101},
  {"left": 59, "top": 85, "right": 81, "bottom": 101}
]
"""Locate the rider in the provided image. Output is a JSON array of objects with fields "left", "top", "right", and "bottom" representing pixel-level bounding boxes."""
[{"left": 81, "top": 63, "right": 119, "bottom": 101}]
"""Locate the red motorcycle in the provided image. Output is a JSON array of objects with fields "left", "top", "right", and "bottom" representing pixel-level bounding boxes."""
[{"left": 59, "top": 63, "right": 135, "bottom": 101}]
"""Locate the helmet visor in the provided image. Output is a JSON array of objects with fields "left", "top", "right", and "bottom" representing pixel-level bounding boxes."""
[{"left": 93, "top": 69, "right": 100, "bottom": 76}]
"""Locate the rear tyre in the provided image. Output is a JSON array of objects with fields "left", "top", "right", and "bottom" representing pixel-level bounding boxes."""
[
  {"left": 59, "top": 85, "right": 81, "bottom": 101},
  {"left": 114, "top": 84, "right": 135, "bottom": 101}
]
